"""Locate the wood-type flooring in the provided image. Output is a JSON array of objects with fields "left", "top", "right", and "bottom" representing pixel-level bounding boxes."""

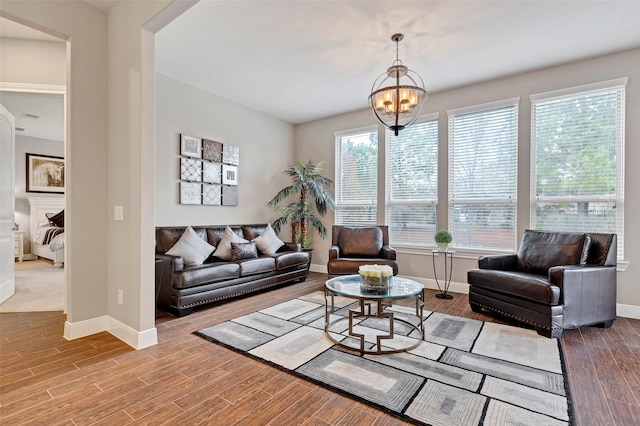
[{"left": 1, "top": 272, "right": 639, "bottom": 425}]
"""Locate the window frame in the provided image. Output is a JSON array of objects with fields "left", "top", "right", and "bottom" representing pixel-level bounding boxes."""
[
  {"left": 447, "top": 97, "right": 520, "bottom": 252},
  {"left": 530, "top": 78, "right": 626, "bottom": 260},
  {"left": 334, "top": 126, "right": 379, "bottom": 226},
  {"left": 384, "top": 113, "right": 440, "bottom": 249}
]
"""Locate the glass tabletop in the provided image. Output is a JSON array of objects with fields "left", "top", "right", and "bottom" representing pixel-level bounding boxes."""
[{"left": 325, "top": 275, "right": 423, "bottom": 299}]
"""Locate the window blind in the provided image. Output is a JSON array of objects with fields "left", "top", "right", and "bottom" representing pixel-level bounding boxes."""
[
  {"left": 385, "top": 117, "right": 438, "bottom": 247},
  {"left": 335, "top": 129, "right": 378, "bottom": 226},
  {"left": 448, "top": 99, "right": 519, "bottom": 251},
  {"left": 531, "top": 79, "right": 626, "bottom": 259}
]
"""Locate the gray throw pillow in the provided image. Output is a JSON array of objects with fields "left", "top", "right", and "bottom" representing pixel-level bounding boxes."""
[
  {"left": 230, "top": 241, "right": 258, "bottom": 261},
  {"left": 213, "top": 226, "right": 248, "bottom": 260},
  {"left": 165, "top": 226, "right": 215, "bottom": 266},
  {"left": 252, "top": 223, "right": 284, "bottom": 255}
]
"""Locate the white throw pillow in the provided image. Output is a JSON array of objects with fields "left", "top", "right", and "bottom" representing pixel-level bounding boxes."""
[
  {"left": 166, "top": 226, "right": 215, "bottom": 266},
  {"left": 213, "top": 226, "right": 249, "bottom": 260},
  {"left": 252, "top": 223, "right": 284, "bottom": 255}
]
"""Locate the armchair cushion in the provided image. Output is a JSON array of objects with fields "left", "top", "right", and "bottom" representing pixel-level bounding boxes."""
[
  {"left": 516, "top": 230, "right": 586, "bottom": 276},
  {"left": 338, "top": 226, "right": 383, "bottom": 257}
]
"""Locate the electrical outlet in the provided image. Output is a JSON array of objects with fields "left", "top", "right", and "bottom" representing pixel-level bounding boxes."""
[{"left": 117, "top": 289, "right": 123, "bottom": 305}]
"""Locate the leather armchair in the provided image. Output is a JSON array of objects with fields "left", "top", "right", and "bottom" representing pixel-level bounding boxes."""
[
  {"left": 327, "top": 225, "right": 399, "bottom": 275},
  {"left": 468, "top": 230, "right": 617, "bottom": 338}
]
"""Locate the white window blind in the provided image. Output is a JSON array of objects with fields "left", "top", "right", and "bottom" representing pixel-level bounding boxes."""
[
  {"left": 448, "top": 98, "right": 519, "bottom": 251},
  {"left": 531, "top": 79, "right": 626, "bottom": 259},
  {"left": 385, "top": 116, "right": 438, "bottom": 247},
  {"left": 335, "top": 128, "right": 378, "bottom": 226}
]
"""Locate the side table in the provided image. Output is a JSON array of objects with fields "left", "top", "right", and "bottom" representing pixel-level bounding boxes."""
[
  {"left": 432, "top": 250, "right": 454, "bottom": 299},
  {"left": 14, "top": 230, "right": 24, "bottom": 262}
]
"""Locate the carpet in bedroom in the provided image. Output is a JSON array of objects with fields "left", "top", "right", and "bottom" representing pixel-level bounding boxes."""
[{"left": 0, "top": 259, "right": 64, "bottom": 312}]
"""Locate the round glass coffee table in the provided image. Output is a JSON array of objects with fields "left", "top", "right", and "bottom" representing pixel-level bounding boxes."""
[{"left": 324, "top": 275, "right": 424, "bottom": 354}]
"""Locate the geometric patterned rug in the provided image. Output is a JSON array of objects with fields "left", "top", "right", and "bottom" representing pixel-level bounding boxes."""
[{"left": 195, "top": 291, "right": 573, "bottom": 425}]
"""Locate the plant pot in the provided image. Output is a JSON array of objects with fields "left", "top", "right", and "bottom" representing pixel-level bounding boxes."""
[
  {"left": 437, "top": 243, "right": 449, "bottom": 252},
  {"left": 303, "top": 248, "right": 313, "bottom": 272}
]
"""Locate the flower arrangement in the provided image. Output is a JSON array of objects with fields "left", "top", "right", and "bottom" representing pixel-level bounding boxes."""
[{"left": 359, "top": 264, "right": 393, "bottom": 292}]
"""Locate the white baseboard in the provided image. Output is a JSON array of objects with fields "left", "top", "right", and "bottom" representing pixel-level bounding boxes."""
[
  {"left": 64, "top": 315, "right": 158, "bottom": 349},
  {"left": 617, "top": 303, "right": 640, "bottom": 320}
]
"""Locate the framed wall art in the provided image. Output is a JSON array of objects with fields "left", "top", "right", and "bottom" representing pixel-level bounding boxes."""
[
  {"left": 26, "top": 153, "right": 65, "bottom": 194},
  {"left": 178, "top": 134, "right": 239, "bottom": 205},
  {"left": 222, "top": 164, "right": 238, "bottom": 186},
  {"left": 180, "top": 134, "right": 202, "bottom": 158}
]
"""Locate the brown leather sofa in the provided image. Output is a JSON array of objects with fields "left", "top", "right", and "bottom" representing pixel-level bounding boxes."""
[
  {"left": 327, "top": 225, "right": 399, "bottom": 275},
  {"left": 468, "top": 230, "right": 617, "bottom": 338},
  {"left": 155, "top": 224, "right": 309, "bottom": 316}
]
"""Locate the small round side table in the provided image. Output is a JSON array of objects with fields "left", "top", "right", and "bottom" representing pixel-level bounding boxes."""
[{"left": 432, "top": 250, "right": 454, "bottom": 299}]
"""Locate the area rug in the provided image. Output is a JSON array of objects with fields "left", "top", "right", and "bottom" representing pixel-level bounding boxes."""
[{"left": 195, "top": 291, "right": 573, "bottom": 426}]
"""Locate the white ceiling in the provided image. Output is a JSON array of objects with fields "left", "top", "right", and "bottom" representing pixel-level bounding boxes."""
[
  {"left": 155, "top": 1, "right": 640, "bottom": 124},
  {"left": 2, "top": 1, "right": 640, "bottom": 140},
  {"left": 0, "top": 91, "right": 64, "bottom": 141}
]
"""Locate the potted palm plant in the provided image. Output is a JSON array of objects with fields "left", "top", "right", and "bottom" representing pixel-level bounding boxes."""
[{"left": 267, "top": 159, "right": 335, "bottom": 265}]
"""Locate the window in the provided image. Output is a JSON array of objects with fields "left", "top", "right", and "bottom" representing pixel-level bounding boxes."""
[
  {"left": 385, "top": 116, "right": 439, "bottom": 247},
  {"left": 334, "top": 128, "right": 378, "bottom": 226},
  {"left": 448, "top": 98, "right": 519, "bottom": 251},
  {"left": 531, "top": 79, "right": 626, "bottom": 259}
]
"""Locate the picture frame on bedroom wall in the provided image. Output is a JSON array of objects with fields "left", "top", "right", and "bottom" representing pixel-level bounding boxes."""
[{"left": 26, "top": 153, "right": 65, "bottom": 194}]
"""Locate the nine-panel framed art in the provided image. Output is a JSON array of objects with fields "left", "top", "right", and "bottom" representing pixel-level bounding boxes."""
[{"left": 178, "top": 134, "right": 239, "bottom": 205}]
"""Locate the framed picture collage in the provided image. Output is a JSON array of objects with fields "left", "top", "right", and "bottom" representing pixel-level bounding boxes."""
[{"left": 179, "top": 133, "right": 240, "bottom": 206}]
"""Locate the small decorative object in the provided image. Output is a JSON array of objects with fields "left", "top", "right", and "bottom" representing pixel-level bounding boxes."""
[
  {"left": 202, "top": 184, "right": 222, "bottom": 205},
  {"left": 359, "top": 264, "right": 394, "bottom": 294},
  {"left": 222, "top": 164, "right": 238, "bottom": 185},
  {"left": 26, "top": 153, "right": 65, "bottom": 194},
  {"left": 180, "top": 134, "right": 202, "bottom": 158},
  {"left": 369, "top": 34, "right": 427, "bottom": 136},
  {"left": 222, "top": 144, "right": 240, "bottom": 165},
  {"left": 180, "top": 182, "right": 202, "bottom": 205},
  {"left": 222, "top": 185, "right": 238, "bottom": 206},
  {"left": 180, "top": 158, "right": 202, "bottom": 181},
  {"left": 434, "top": 229, "right": 452, "bottom": 252},
  {"left": 202, "top": 162, "right": 221, "bottom": 184},
  {"left": 202, "top": 139, "right": 222, "bottom": 162}
]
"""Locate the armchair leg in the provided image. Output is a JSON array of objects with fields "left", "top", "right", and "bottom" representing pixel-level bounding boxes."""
[
  {"left": 536, "top": 327, "right": 563, "bottom": 339},
  {"left": 469, "top": 303, "right": 482, "bottom": 313},
  {"left": 593, "top": 319, "right": 615, "bottom": 329}
]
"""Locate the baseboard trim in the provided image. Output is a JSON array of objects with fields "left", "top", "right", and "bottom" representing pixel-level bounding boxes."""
[
  {"left": 64, "top": 316, "right": 158, "bottom": 349},
  {"left": 617, "top": 303, "right": 640, "bottom": 320}
]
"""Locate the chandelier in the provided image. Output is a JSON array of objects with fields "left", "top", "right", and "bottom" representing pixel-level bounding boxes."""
[{"left": 368, "top": 34, "right": 427, "bottom": 136}]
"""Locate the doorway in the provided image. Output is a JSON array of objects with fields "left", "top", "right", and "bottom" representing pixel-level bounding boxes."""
[{"left": 0, "top": 19, "right": 68, "bottom": 313}]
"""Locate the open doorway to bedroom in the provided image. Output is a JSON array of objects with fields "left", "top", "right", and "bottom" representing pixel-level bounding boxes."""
[{"left": 0, "top": 18, "right": 67, "bottom": 313}]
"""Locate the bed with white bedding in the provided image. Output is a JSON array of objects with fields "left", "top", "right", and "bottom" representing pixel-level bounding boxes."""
[{"left": 28, "top": 197, "right": 65, "bottom": 267}]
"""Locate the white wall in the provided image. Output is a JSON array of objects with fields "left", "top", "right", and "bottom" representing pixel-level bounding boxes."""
[
  {"left": 14, "top": 135, "right": 64, "bottom": 253},
  {"left": 156, "top": 74, "right": 295, "bottom": 227},
  {"left": 296, "top": 47, "right": 640, "bottom": 311},
  {"left": 0, "top": 38, "right": 66, "bottom": 86},
  {"left": 1, "top": 1, "right": 113, "bottom": 337}
]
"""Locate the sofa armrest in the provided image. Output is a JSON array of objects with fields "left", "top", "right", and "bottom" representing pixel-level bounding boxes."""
[
  {"left": 155, "top": 254, "right": 177, "bottom": 308},
  {"left": 280, "top": 242, "right": 302, "bottom": 252},
  {"left": 156, "top": 253, "right": 183, "bottom": 271},
  {"left": 329, "top": 245, "right": 340, "bottom": 260},
  {"left": 380, "top": 245, "right": 396, "bottom": 260},
  {"left": 478, "top": 254, "right": 518, "bottom": 271}
]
